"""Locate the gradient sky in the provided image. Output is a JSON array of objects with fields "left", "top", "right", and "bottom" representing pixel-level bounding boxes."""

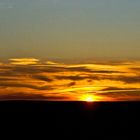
[
  {"left": 0, "top": 0, "right": 140, "bottom": 101},
  {"left": 0, "top": 0, "right": 140, "bottom": 60}
]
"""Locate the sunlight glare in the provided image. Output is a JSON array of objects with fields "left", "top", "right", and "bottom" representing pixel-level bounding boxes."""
[{"left": 80, "top": 94, "right": 95, "bottom": 102}]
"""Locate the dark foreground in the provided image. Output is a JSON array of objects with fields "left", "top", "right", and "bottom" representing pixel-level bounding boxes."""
[{"left": 0, "top": 101, "right": 140, "bottom": 138}]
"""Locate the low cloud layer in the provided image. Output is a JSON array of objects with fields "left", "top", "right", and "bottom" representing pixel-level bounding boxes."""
[{"left": 0, "top": 58, "right": 140, "bottom": 101}]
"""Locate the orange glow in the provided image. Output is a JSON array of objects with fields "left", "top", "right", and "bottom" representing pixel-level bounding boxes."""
[
  {"left": 85, "top": 96, "right": 94, "bottom": 102},
  {"left": 80, "top": 94, "right": 95, "bottom": 102},
  {"left": 0, "top": 59, "right": 140, "bottom": 101}
]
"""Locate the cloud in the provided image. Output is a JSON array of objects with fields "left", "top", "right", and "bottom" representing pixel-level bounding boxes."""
[
  {"left": 67, "top": 66, "right": 123, "bottom": 74},
  {"left": 102, "top": 87, "right": 138, "bottom": 91},
  {"left": 0, "top": 82, "right": 54, "bottom": 91},
  {"left": 32, "top": 75, "right": 53, "bottom": 82},
  {"left": 67, "top": 82, "right": 76, "bottom": 87},
  {"left": 96, "top": 90, "right": 140, "bottom": 101},
  {"left": 46, "top": 61, "right": 61, "bottom": 65},
  {"left": 0, "top": 93, "right": 47, "bottom": 100},
  {"left": 55, "top": 75, "right": 89, "bottom": 81},
  {"left": 115, "top": 75, "right": 140, "bottom": 84},
  {"left": 0, "top": 58, "right": 140, "bottom": 101},
  {"left": 131, "top": 68, "right": 140, "bottom": 72},
  {"left": 10, "top": 58, "right": 40, "bottom": 65}
]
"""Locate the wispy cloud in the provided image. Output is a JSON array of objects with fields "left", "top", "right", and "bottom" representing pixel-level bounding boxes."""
[
  {"left": 0, "top": 58, "right": 140, "bottom": 101},
  {"left": 10, "top": 58, "right": 40, "bottom": 65}
]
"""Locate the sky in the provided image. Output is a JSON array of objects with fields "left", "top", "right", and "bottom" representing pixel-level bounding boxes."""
[
  {"left": 0, "top": 58, "right": 140, "bottom": 101},
  {"left": 0, "top": 0, "right": 140, "bottom": 101},
  {"left": 0, "top": 0, "right": 140, "bottom": 60}
]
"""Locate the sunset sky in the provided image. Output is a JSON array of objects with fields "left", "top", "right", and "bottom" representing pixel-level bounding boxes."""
[{"left": 0, "top": 0, "right": 140, "bottom": 101}]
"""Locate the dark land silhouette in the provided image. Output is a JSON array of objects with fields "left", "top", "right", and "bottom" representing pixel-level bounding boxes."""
[{"left": 0, "top": 101, "right": 140, "bottom": 138}]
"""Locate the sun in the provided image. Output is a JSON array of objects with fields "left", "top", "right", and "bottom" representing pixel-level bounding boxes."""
[
  {"left": 80, "top": 94, "right": 95, "bottom": 102},
  {"left": 86, "top": 96, "right": 94, "bottom": 102}
]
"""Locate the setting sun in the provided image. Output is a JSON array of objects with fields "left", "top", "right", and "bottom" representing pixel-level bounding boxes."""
[
  {"left": 86, "top": 96, "right": 94, "bottom": 102},
  {"left": 80, "top": 95, "right": 95, "bottom": 102}
]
